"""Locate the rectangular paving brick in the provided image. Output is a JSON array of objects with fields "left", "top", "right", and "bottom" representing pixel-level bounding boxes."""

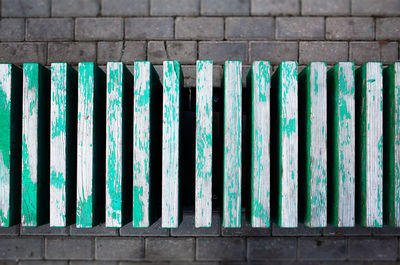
[
  {"left": 96, "top": 238, "right": 144, "bottom": 260},
  {"left": 0, "top": 19, "right": 25, "bottom": 41},
  {"left": 196, "top": 238, "right": 245, "bottom": 261},
  {"left": 0, "top": 43, "right": 47, "bottom": 65},
  {"left": 48, "top": 42, "right": 96, "bottom": 64},
  {"left": 247, "top": 238, "right": 296, "bottom": 260},
  {"left": 226, "top": 17, "right": 274, "bottom": 40},
  {"left": 46, "top": 238, "right": 92, "bottom": 260},
  {"left": 125, "top": 18, "right": 174, "bottom": 40},
  {"left": 151, "top": 0, "right": 199, "bottom": 16},
  {"left": 101, "top": 0, "right": 148, "bottom": 16},
  {"left": 2, "top": 0, "right": 50, "bottom": 17},
  {"left": 146, "top": 238, "right": 194, "bottom": 261},
  {"left": 326, "top": 17, "right": 374, "bottom": 40},
  {"left": 0, "top": 238, "right": 43, "bottom": 259},
  {"left": 352, "top": 0, "right": 400, "bottom": 16},
  {"left": 377, "top": 18, "right": 400, "bottom": 40},
  {"left": 348, "top": 238, "right": 398, "bottom": 260},
  {"left": 251, "top": 0, "right": 299, "bottom": 15},
  {"left": 250, "top": 41, "right": 298, "bottom": 64},
  {"left": 201, "top": 0, "right": 249, "bottom": 15},
  {"left": 277, "top": 17, "right": 325, "bottom": 40},
  {"left": 26, "top": 19, "right": 73, "bottom": 41},
  {"left": 175, "top": 17, "right": 224, "bottom": 40},
  {"left": 300, "top": 41, "right": 348, "bottom": 64},
  {"left": 199, "top": 41, "right": 248, "bottom": 64},
  {"left": 51, "top": 0, "right": 99, "bottom": 16},
  {"left": 298, "top": 238, "right": 347, "bottom": 260},
  {"left": 75, "top": 18, "right": 123, "bottom": 41},
  {"left": 302, "top": 0, "right": 350, "bottom": 15}
]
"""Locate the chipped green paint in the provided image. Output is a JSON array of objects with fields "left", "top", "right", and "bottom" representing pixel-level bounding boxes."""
[
  {"left": 106, "top": 62, "right": 124, "bottom": 227},
  {"left": 50, "top": 63, "right": 68, "bottom": 227},
  {"left": 133, "top": 61, "right": 152, "bottom": 227},
  {"left": 272, "top": 61, "right": 298, "bottom": 228},
  {"left": 328, "top": 62, "right": 355, "bottom": 227},
  {"left": 223, "top": 61, "right": 242, "bottom": 228},
  {"left": 356, "top": 62, "right": 383, "bottom": 227},
  {"left": 299, "top": 62, "right": 327, "bottom": 228},
  {"left": 21, "top": 63, "right": 40, "bottom": 227},
  {"left": 195, "top": 60, "right": 213, "bottom": 228},
  {"left": 248, "top": 61, "right": 270, "bottom": 228},
  {"left": 0, "top": 64, "right": 20, "bottom": 227},
  {"left": 383, "top": 62, "right": 400, "bottom": 227},
  {"left": 77, "top": 62, "right": 95, "bottom": 228},
  {"left": 162, "top": 61, "right": 181, "bottom": 228}
]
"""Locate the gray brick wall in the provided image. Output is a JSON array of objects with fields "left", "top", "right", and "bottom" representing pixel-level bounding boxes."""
[{"left": 0, "top": 0, "right": 400, "bottom": 263}]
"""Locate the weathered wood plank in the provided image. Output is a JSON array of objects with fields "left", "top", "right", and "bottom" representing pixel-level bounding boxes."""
[
  {"left": 248, "top": 61, "right": 270, "bottom": 228},
  {"left": 50, "top": 63, "right": 77, "bottom": 227},
  {"left": 0, "top": 64, "right": 21, "bottom": 227},
  {"left": 77, "top": 62, "right": 105, "bottom": 228},
  {"left": 327, "top": 62, "right": 355, "bottom": 227},
  {"left": 21, "top": 63, "right": 49, "bottom": 227},
  {"left": 162, "top": 61, "right": 182, "bottom": 228},
  {"left": 223, "top": 61, "right": 242, "bottom": 228},
  {"left": 356, "top": 62, "right": 383, "bottom": 227},
  {"left": 271, "top": 61, "right": 298, "bottom": 228},
  {"left": 133, "top": 61, "right": 151, "bottom": 228},
  {"left": 299, "top": 62, "right": 327, "bottom": 228},
  {"left": 383, "top": 62, "right": 400, "bottom": 227},
  {"left": 195, "top": 60, "right": 213, "bottom": 228}
]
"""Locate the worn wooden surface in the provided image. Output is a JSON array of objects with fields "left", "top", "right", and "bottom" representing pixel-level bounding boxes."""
[
  {"left": 133, "top": 61, "right": 151, "bottom": 227},
  {"left": 384, "top": 62, "right": 400, "bottom": 227},
  {"left": 356, "top": 62, "right": 383, "bottom": 227},
  {"left": 0, "top": 64, "right": 21, "bottom": 227},
  {"left": 328, "top": 62, "right": 355, "bottom": 227},
  {"left": 272, "top": 61, "right": 298, "bottom": 228},
  {"left": 77, "top": 62, "right": 97, "bottom": 228},
  {"left": 162, "top": 61, "right": 181, "bottom": 228},
  {"left": 223, "top": 61, "right": 242, "bottom": 228},
  {"left": 248, "top": 61, "right": 270, "bottom": 228},
  {"left": 299, "top": 62, "right": 327, "bottom": 228},
  {"left": 195, "top": 60, "right": 213, "bottom": 228}
]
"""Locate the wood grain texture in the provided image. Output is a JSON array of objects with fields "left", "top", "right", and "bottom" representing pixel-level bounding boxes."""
[
  {"left": 133, "top": 61, "right": 151, "bottom": 227},
  {"left": 248, "top": 61, "right": 270, "bottom": 228},
  {"left": 50, "top": 63, "right": 68, "bottom": 227},
  {"left": 327, "top": 62, "right": 355, "bottom": 227},
  {"left": 356, "top": 62, "right": 383, "bottom": 227},
  {"left": 76, "top": 62, "right": 105, "bottom": 228},
  {"left": 195, "top": 60, "right": 213, "bottom": 228},
  {"left": 272, "top": 61, "right": 298, "bottom": 228},
  {"left": 105, "top": 62, "right": 124, "bottom": 227},
  {"left": 21, "top": 63, "right": 49, "bottom": 227},
  {"left": 299, "top": 62, "right": 327, "bottom": 228},
  {"left": 162, "top": 61, "right": 181, "bottom": 228},
  {"left": 223, "top": 61, "right": 242, "bottom": 228},
  {"left": 0, "top": 64, "right": 21, "bottom": 227},
  {"left": 383, "top": 62, "right": 400, "bottom": 227}
]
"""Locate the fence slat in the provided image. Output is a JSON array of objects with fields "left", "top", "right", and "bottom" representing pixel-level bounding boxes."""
[
  {"left": 223, "top": 61, "right": 242, "bottom": 228},
  {"left": 271, "top": 61, "right": 298, "bottom": 228},
  {"left": 0, "top": 64, "right": 21, "bottom": 227},
  {"left": 50, "top": 63, "right": 76, "bottom": 227},
  {"left": 327, "top": 62, "right": 355, "bottom": 227},
  {"left": 77, "top": 62, "right": 105, "bottom": 228},
  {"left": 21, "top": 63, "right": 49, "bottom": 227},
  {"left": 383, "top": 62, "right": 400, "bottom": 227},
  {"left": 162, "top": 61, "right": 181, "bottom": 228},
  {"left": 248, "top": 61, "right": 270, "bottom": 228},
  {"left": 356, "top": 62, "right": 383, "bottom": 227},
  {"left": 195, "top": 60, "right": 213, "bottom": 228},
  {"left": 299, "top": 62, "right": 327, "bottom": 227}
]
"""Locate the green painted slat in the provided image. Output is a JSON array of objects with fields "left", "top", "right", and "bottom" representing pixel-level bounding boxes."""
[
  {"left": 0, "top": 64, "right": 21, "bottom": 227},
  {"left": 195, "top": 60, "right": 213, "bottom": 228},
  {"left": 383, "top": 62, "right": 400, "bottom": 227},
  {"left": 105, "top": 62, "right": 125, "bottom": 228},
  {"left": 327, "top": 62, "right": 355, "bottom": 227},
  {"left": 50, "top": 63, "right": 76, "bottom": 227},
  {"left": 271, "top": 61, "right": 298, "bottom": 228},
  {"left": 77, "top": 62, "right": 105, "bottom": 228},
  {"left": 223, "top": 60, "right": 242, "bottom": 228},
  {"left": 356, "top": 62, "right": 383, "bottom": 227},
  {"left": 162, "top": 61, "right": 182, "bottom": 228},
  {"left": 248, "top": 61, "right": 270, "bottom": 228},
  {"left": 133, "top": 61, "right": 151, "bottom": 227},
  {"left": 21, "top": 63, "right": 49, "bottom": 227},
  {"left": 299, "top": 62, "right": 327, "bottom": 228}
]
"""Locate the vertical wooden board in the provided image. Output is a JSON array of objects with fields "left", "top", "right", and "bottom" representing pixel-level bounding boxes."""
[
  {"left": 356, "top": 62, "right": 383, "bottom": 227},
  {"left": 105, "top": 62, "right": 124, "bottom": 227},
  {"left": 50, "top": 63, "right": 68, "bottom": 227},
  {"left": 77, "top": 62, "right": 95, "bottom": 228},
  {"left": 299, "top": 62, "right": 327, "bottom": 227},
  {"left": 249, "top": 61, "right": 270, "bottom": 228},
  {"left": 223, "top": 61, "right": 242, "bottom": 228},
  {"left": 195, "top": 60, "right": 213, "bottom": 228},
  {"left": 133, "top": 61, "right": 151, "bottom": 228},
  {"left": 276, "top": 61, "right": 298, "bottom": 228},
  {"left": 21, "top": 63, "right": 40, "bottom": 227},
  {"left": 328, "top": 62, "right": 355, "bottom": 227},
  {"left": 162, "top": 61, "right": 181, "bottom": 228},
  {"left": 383, "top": 62, "right": 400, "bottom": 227},
  {"left": 0, "top": 64, "right": 20, "bottom": 227}
]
